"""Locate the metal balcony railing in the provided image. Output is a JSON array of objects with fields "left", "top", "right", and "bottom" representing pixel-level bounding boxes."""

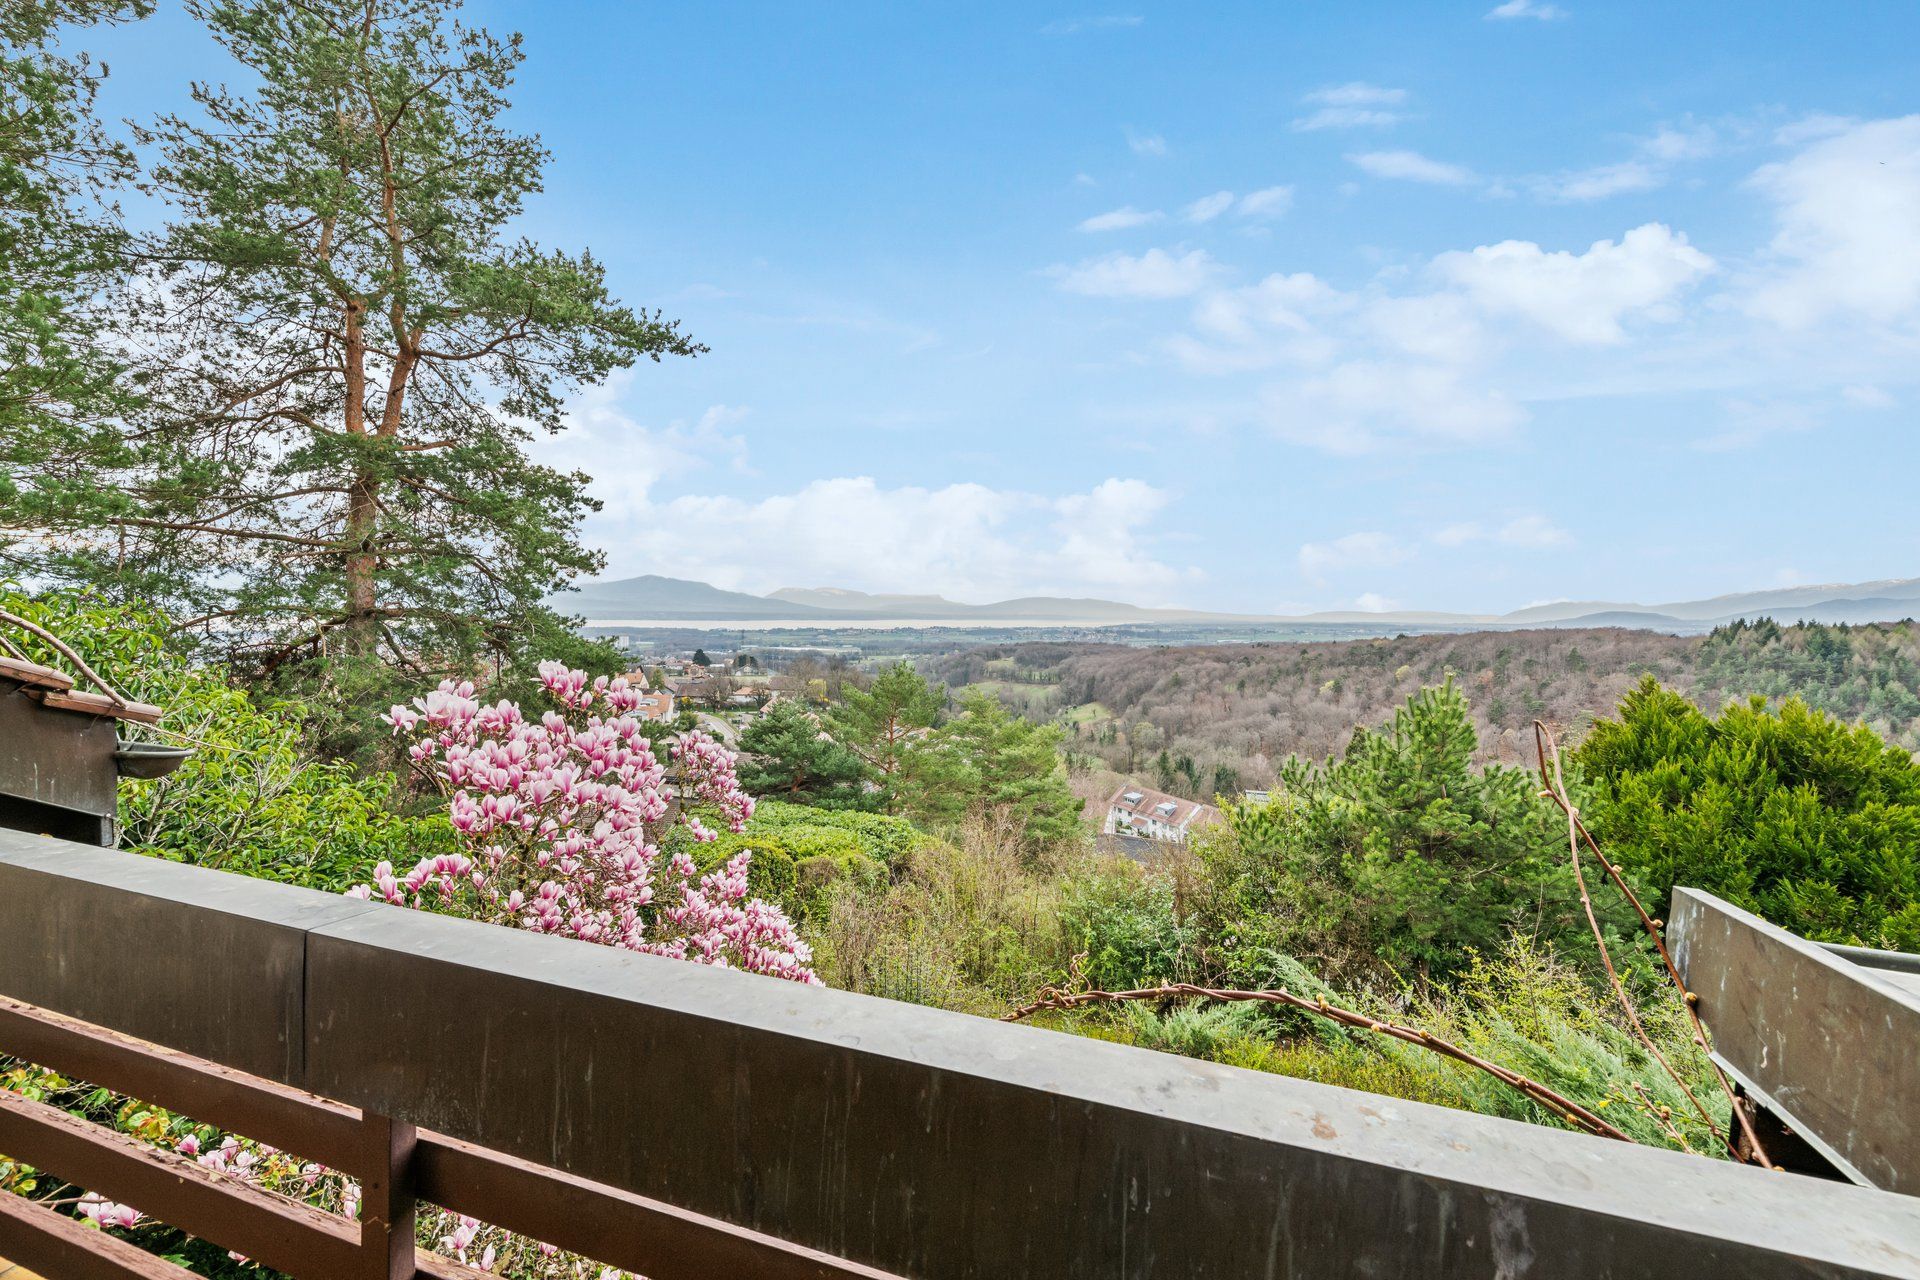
[{"left": 2, "top": 829, "right": 1918, "bottom": 1279}]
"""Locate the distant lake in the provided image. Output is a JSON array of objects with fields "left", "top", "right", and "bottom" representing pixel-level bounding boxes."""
[{"left": 582, "top": 617, "right": 1144, "bottom": 631}]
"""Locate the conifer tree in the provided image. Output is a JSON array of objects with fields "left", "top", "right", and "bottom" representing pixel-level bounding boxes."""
[
  {"left": 1575, "top": 676, "right": 1920, "bottom": 949},
  {"left": 0, "top": 0, "right": 149, "bottom": 576},
  {"left": 27, "top": 0, "right": 698, "bottom": 750},
  {"left": 829, "top": 661, "right": 943, "bottom": 815},
  {"left": 736, "top": 699, "right": 873, "bottom": 810}
]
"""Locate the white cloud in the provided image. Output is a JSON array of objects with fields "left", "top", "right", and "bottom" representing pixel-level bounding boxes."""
[
  {"left": 1040, "top": 14, "right": 1143, "bottom": 36},
  {"left": 1486, "top": 0, "right": 1567, "bottom": 19},
  {"left": 1746, "top": 115, "right": 1920, "bottom": 327},
  {"left": 1644, "top": 123, "right": 1717, "bottom": 162},
  {"left": 1364, "top": 292, "right": 1488, "bottom": 365},
  {"left": 1353, "top": 592, "right": 1399, "bottom": 613},
  {"left": 1171, "top": 271, "right": 1348, "bottom": 372},
  {"left": 1292, "top": 83, "right": 1408, "bottom": 132},
  {"left": 1432, "top": 222, "right": 1715, "bottom": 344},
  {"left": 535, "top": 375, "right": 750, "bottom": 522},
  {"left": 615, "top": 476, "right": 1192, "bottom": 601},
  {"left": 1536, "top": 160, "right": 1662, "bottom": 202},
  {"left": 1127, "top": 129, "right": 1169, "bottom": 157},
  {"left": 1237, "top": 185, "right": 1295, "bottom": 219},
  {"left": 1433, "top": 516, "right": 1573, "bottom": 549},
  {"left": 1305, "top": 82, "right": 1408, "bottom": 107},
  {"left": 1531, "top": 124, "right": 1718, "bottom": 202},
  {"left": 1052, "top": 247, "right": 1220, "bottom": 299},
  {"left": 1078, "top": 205, "right": 1163, "bottom": 232},
  {"left": 1265, "top": 361, "right": 1527, "bottom": 454},
  {"left": 1691, "top": 398, "right": 1821, "bottom": 452},
  {"left": 1184, "top": 191, "right": 1235, "bottom": 223},
  {"left": 1842, "top": 383, "right": 1897, "bottom": 409},
  {"left": 1298, "top": 531, "right": 1414, "bottom": 580},
  {"left": 1349, "top": 150, "right": 1476, "bottom": 186},
  {"left": 1182, "top": 187, "right": 1292, "bottom": 223}
]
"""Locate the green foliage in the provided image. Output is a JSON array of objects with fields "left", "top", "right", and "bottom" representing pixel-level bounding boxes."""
[
  {"left": 736, "top": 699, "right": 874, "bottom": 810},
  {"left": 828, "top": 661, "right": 943, "bottom": 815},
  {"left": 0, "top": 0, "right": 149, "bottom": 579},
  {"left": 1195, "top": 679, "right": 1623, "bottom": 985},
  {"left": 3, "top": 588, "right": 450, "bottom": 889},
  {"left": 693, "top": 799, "right": 927, "bottom": 922},
  {"left": 903, "top": 691, "right": 1083, "bottom": 851},
  {"left": 812, "top": 820, "right": 1099, "bottom": 1015},
  {"left": 748, "top": 799, "right": 926, "bottom": 864},
  {"left": 1574, "top": 677, "right": 1920, "bottom": 948},
  {"left": 1083, "top": 936, "right": 1723, "bottom": 1154},
  {"left": 19, "top": 0, "right": 699, "bottom": 759},
  {"left": 1696, "top": 619, "right": 1920, "bottom": 750},
  {"left": 1057, "top": 863, "right": 1196, "bottom": 990}
]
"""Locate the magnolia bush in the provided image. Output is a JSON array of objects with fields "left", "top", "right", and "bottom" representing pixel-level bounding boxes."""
[
  {"left": 357, "top": 661, "right": 817, "bottom": 984},
  {"left": 7, "top": 664, "right": 821, "bottom": 1277}
]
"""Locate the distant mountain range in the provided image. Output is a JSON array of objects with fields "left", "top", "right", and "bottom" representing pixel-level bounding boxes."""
[
  {"left": 554, "top": 576, "right": 1262, "bottom": 623},
  {"left": 551, "top": 574, "right": 1920, "bottom": 631}
]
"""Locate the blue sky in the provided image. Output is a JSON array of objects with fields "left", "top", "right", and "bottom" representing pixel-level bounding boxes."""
[{"left": 87, "top": 2, "right": 1920, "bottom": 613}]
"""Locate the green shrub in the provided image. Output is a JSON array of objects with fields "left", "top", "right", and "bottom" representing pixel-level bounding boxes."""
[
  {"left": 1058, "top": 864, "right": 1196, "bottom": 990},
  {"left": 811, "top": 819, "right": 1093, "bottom": 1016},
  {"left": 1193, "top": 679, "right": 1633, "bottom": 986},
  {"left": 749, "top": 799, "right": 926, "bottom": 864},
  {"left": 1574, "top": 677, "right": 1920, "bottom": 949},
  {"left": 1055, "top": 935, "right": 1724, "bottom": 1155},
  {"left": 2, "top": 588, "right": 451, "bottom": 890}
]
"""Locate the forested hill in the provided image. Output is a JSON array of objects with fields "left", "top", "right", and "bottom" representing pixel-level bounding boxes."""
[{"left": 929, "top": 619, "right": 1920, "bottom": 793}]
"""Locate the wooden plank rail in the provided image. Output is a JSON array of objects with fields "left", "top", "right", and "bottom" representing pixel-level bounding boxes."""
[
  {"left": 5, "top": 833, "right": 1920, "bottom": 1279},
  {"left": 0, "top": 1190, "right": 191, "bottom": 1279},
  {"left": 0, "top": 995, "right": 903, "bottom": 1279}
]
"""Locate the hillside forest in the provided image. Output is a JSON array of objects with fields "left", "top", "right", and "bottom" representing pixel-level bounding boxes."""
[
  {"left": 3, "top": 0, "right": 1920, "bottom": 1273},
  {"left": 930, "top": 618, "right": 1920, "bottom": 803}
]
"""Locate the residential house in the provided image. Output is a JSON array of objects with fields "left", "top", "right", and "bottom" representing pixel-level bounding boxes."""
[
  {"left": 1103, "top": 783, "right": 1221, "bottom": 845},
  {"left": 631, "top": 689, "right": 676, "bottom": 722}
]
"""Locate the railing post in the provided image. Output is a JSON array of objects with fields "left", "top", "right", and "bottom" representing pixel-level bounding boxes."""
[{"left": 357, "top": 1110, "right": 419, "bottom": 1279}]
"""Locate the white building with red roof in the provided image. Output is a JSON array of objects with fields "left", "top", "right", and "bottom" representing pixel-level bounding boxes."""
[{"left": 1103, "top": 782, "right": 1222, "bottom": 845}]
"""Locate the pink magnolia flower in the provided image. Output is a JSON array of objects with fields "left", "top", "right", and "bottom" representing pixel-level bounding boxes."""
[
  {"left": 77, "top": 1195, "right": 141, "bottom": 1230},
  {"left": 358, "top": 664, "right": 815, "bottom": 984}
]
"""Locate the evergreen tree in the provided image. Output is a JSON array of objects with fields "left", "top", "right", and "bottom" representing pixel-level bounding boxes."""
[
  {"left": 692, "top": 648, "right": 712, "bottom": 668},
  {"left": 736, "top": 699, "right": 873, "bottom": 810},
  {"left": 1197, "top": 680, "right": 1607, "bottom": 986},
  {"left": 904, "top": 691, "right": 1081, "bottom": 851},
  {"left": 0, "top": 0, "right": 149, "bottom": 576},
  {"left": 28, "top": 0, "right": 697, "bottom": 750},
  {"left": 828, "top": 661, "right": 943, "bottom": 815},
  {"left": 1574, "top": 676, "right": 1920, "bottom": 949}
]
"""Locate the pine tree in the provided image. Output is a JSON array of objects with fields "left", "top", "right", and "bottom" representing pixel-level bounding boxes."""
[
  {"left": 0, "top": 0, "right": 150, "bottom": 576},
  {"left": 736, "top": 699, "right": 873, "bottom": 810},
  {"left": 28, "top": 0, "right": 697, "bottom": 749},
  {"left": 1575, "top": 676, "right": 1920, "bottom": 949},
  {"left": 829, "top": 661, "right": 943, "bottom": 815},
  {"left": 910, "top": 691, "right": 1082, "bottom": 851},
  {"left": 1199, "top": 679, "right": 1605, "bottom": 985}
]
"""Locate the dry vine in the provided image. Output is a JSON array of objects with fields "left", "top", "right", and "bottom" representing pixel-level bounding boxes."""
[
  {"left": 1002, "top": 967, "right": 1633, "bottom": 1143},
  {"left": 1530, "top": 719, "right": 1774, "bottom": 1168}
]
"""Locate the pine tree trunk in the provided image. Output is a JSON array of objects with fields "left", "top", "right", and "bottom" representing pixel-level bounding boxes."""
[{"left": 341, "top": 297, "right": 378, "bottom": 657}]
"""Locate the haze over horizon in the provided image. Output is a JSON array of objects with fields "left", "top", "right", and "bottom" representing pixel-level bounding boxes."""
[{"left": 89, "top": 2, "right": 1920, "bottom": 615}]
